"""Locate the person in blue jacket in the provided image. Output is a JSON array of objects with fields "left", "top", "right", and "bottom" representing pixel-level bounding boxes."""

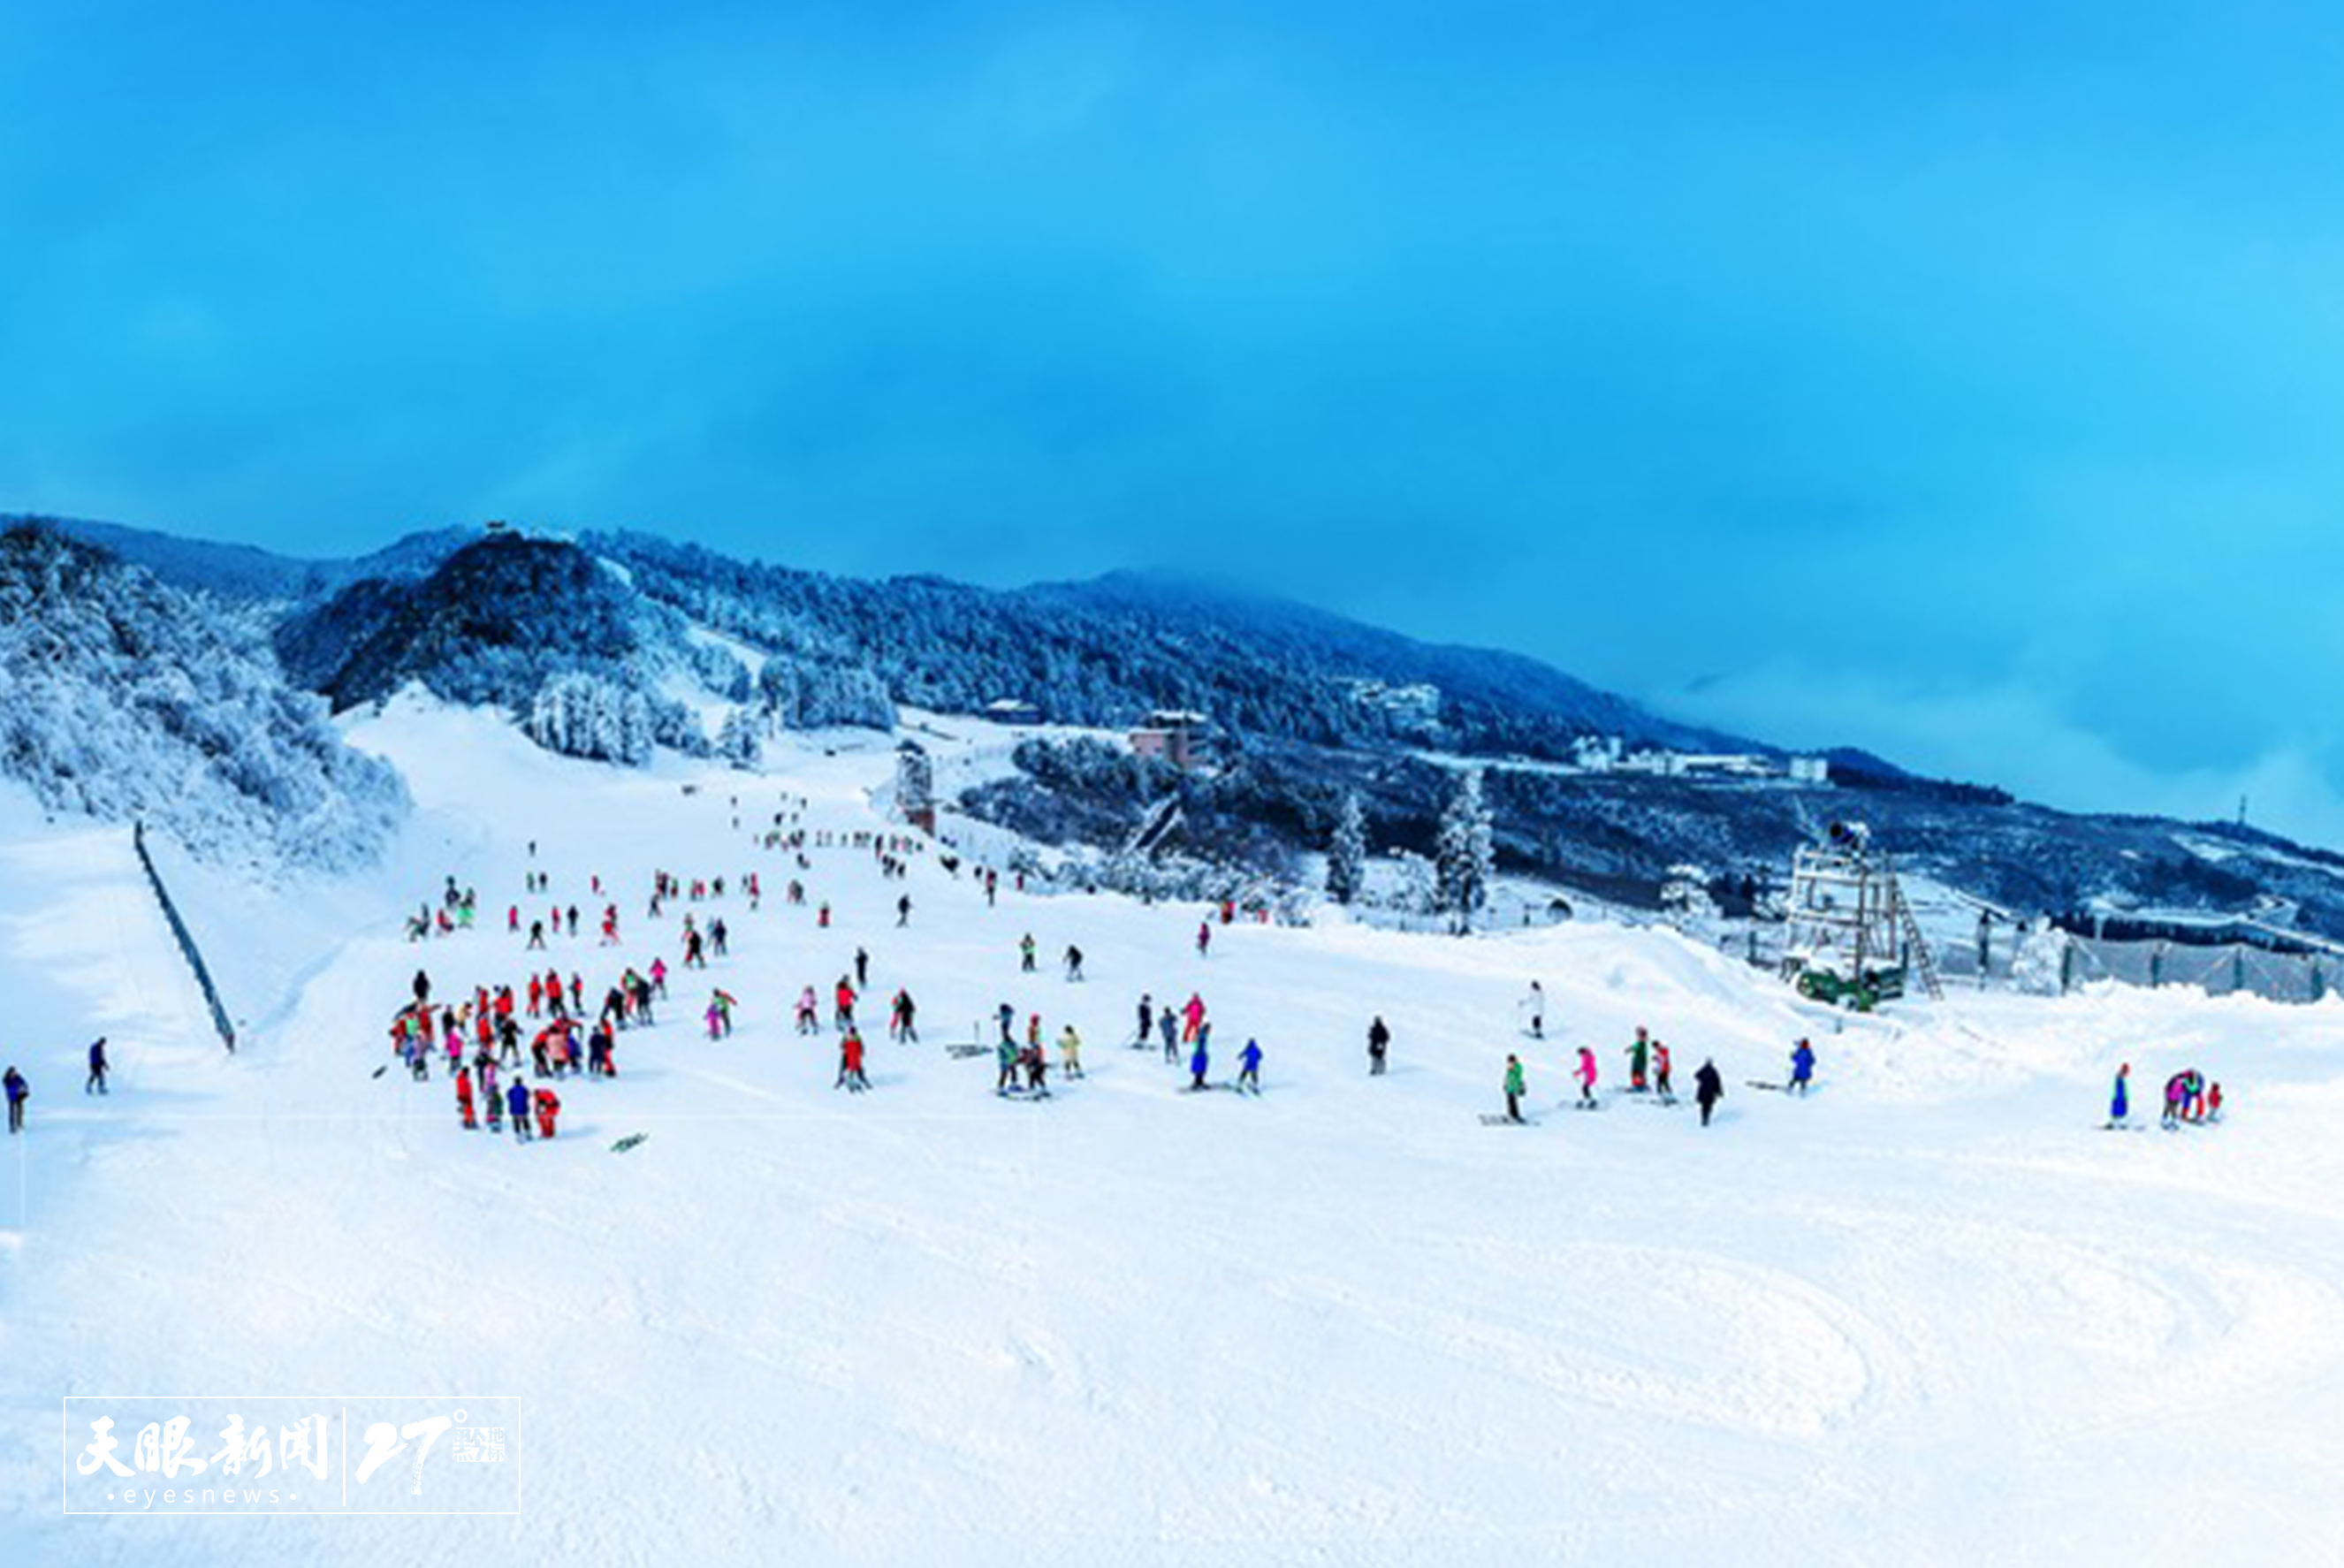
[
  {"left": 1789, "top": 1039, "right": 1816, "bottom": 1096},
  {"left": 86, "top": 1038, "right": 110, "bottom": 1095},
  {"left": 1189, "top": 1039, "right": 1210, "bottom": 1092},
  {"left": 506, "top": 1078, "right": 533, "bottom": 1142},
  {"left": 1237, "top": 1039, "right": 1263, "bottom": 1095},
  {"left": 2110, "top": 1062, "right": 2130, "bottom": 1127},
  {"left": 4, "top": 1066, "right": 27, "bottom": 1134}
]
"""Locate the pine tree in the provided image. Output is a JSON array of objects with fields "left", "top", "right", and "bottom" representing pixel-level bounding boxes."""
[
  {"left": 717, "top": 706, "right": 762, "bottom": 769},
  {"left": 1326, "top": 789, "right": 1367, "bottom": 904},
  {"left": 1435, "top": 768, "right": 1495, "bottom": 933}
]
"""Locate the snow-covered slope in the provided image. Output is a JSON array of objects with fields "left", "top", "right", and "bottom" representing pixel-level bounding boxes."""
[{"left": 5, "top": 699, "right": 2344, "bottom": 1566}]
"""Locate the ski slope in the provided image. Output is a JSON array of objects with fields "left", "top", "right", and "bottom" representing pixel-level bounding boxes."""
[{"left": 7, "top": 692, "right": 2344, "bottom": 1565}]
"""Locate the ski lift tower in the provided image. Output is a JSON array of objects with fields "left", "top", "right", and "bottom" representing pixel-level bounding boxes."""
[{"left": 1781, "top": 822, "right": 1941, "bottom": 1009}]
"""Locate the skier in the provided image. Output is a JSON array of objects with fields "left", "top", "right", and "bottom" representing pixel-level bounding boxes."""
[
  {"left": 2208, "top": 1082, "right": 2225, "bottom": 1122},
  {"left": 1022, "top": 1041, "right": 1051, "bottom": 1095},
  {"left": 4, "top": 1066, "right": 27, "bottom": 1133},
  {"left": 506, "top": 1079, "right": 533, "bottom": 1143},
  {"left": 1789, "top": 1039, "right": 1817, "bottom": 1096},
  {"left": 855, "top": 947, "right": 869, "bottom": 988},
  {"left": 1181, "top": 993, "right": 1207, "bottom": 1044},
  {"left": 1503, "top": 1054, "right": 1526, "bottom": 1124},
  {"left": 896, "top": 894, "right": 912, "bottom": 927},
  {"left": 1137, "top": 993, "right": 1153, "bottom": 1047},
  {"left": 2162, "top": 1071, "right": 2189, "bottom": 1130},
  {"left": 834, "top": 978, "right": 858, "bottom": 1031},
  {"left": 1020, "top": 934, "right": 1038, "bottom": 973},
  {"left": 455, "top": 1066, "right": 476, "bottom": 1130},
  {"left": 649, "top": 956, "right": 668, "bottom": 999},
  {"left": 1574, "top": 1046, "right": 1598, "bottom": 1107},
  {"left": 1059, "top": 1024, "right": 1084, "bottom": 1080},
  {"left": 707, "top": 990, "right": 737, "bottom": 1039},
  {"left": 534, "top": 1085, "right": 561, "bottom": 1139},
  {"left": 1367, "top": 1016, "right": 1390, "bottom": 1076},
  {"left": 1653, "top": 1040, "right": 1674, "bottom": 1100},
  {"left": 1187, "top": 1037, "right": 1210, "bottom": 1092},
  {"left": 1524, "top": 981, "right": 1545, "bottom": 1039},
  {"left": 1160, "top": 1007, "right": 1179, "bottom": 1063},
  {"left": 2109, "top": 1063, "right": 2131, "bottom": 1128},
  {"left": 1237, "top": 1039, "right": 1263, "bottom": 1095},
  {"left": 1694, "top": 1059, "right": 1724, "bottom": 1127},
  {"left": 1196, "top": 921, "right": 1212, "bottom": 957},
  {"left": 796, "top": 987, "right": 820, "bottom": 1035},
  {"left": 85, "top": 1037, "right": 109, "bottom": 1095},
  {"left": 1626, "top": 1026, "right": 1651, "bottom": 1092},
  {"left": 890, "top": 989, "right": 917, "bottom": 1043},
  {"left": 1064, "top": 945, "right": 1084, "bottom": 982},
  {"left": 996, "top": 1034, "right": 1020, "bottom": 1095}
]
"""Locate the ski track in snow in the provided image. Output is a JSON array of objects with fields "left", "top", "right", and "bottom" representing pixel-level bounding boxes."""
[{"left": 4, "top": 696, "right": 2344, "bottom": 1565}]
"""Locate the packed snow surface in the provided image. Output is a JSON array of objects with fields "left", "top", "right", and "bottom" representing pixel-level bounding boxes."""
[{"left": 5, "top": 693, "right": 2344, "bottom": 1565}]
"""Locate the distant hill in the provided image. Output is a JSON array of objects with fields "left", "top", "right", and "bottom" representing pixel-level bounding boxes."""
[{"left": 12, "top": 514, "right": 471, "bottom": 602}]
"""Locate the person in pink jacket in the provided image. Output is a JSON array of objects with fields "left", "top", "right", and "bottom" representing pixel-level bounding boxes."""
[{"left": 1575, "top": 1046, "right": 1599, "bottom": 1107}]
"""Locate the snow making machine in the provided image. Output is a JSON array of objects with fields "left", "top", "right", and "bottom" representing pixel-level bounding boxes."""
[{"left": 1780, "top": 822, "right": 1940, "bottom": 1009}]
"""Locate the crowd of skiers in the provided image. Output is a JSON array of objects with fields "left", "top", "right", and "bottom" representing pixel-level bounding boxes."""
[{"left": 26, "top": 787, "right": 2238, "bottom": 1156}]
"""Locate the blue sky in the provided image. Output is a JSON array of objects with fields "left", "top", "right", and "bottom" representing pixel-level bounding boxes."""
[{"left": 6, "top": 2, "right": 2342, "bottom": 842}]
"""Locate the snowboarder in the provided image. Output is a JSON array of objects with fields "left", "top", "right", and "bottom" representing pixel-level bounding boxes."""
[
  {"left": 85, "top": 1037, "right": 109, "bottom": 1095},
  {"left": 2109, "top": 1063, "right": 2131, "bottom": 1127},
  {"left": 1059, "top": 1024, "right": 1084, "bottom": 1079},
  {"left": 1181, "top": 993, "right": 1206, "bottom": 1044},
  {"left": 1021, "top": 1041, "right": 1050, "bottom": 1094},
  {"left": 1789, "top": 1039, "right": 1816, "bottom": 1096},
  {"left": 1694, "top": 1059, "right": 1724, "bottom": 1127},
  {"left": 4, "top": 1066, "right": 27, "bottom": 1133},
  {"left": 506, "top": 1079, "right": 533, "bottom": 1142},
  {"left": 1237, "top": 1039, "right": 1263, "bottom": 1095},
  {"left": 1574, "top": 1046, "right": 1598, "bottom": 1107},
  {"left": 1503, "top": 1054, "right": 1526, "bottom": 1123},
  {"left": 707, "top": 990, "right": 737, "bottom": 1039},
  {"left": 1367, "top": 1016, "right": 1390, "bottom": 1076},
  {"left": 1064, "top": 945, "right": 1084, "bottom": 982},
  {"left": 996, "top": 1036, "right": 1020, "bottom": 1094}
]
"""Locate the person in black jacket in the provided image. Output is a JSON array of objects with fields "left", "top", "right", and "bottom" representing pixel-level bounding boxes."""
[
  {"left": 1694, "top": 1060, "right": 1725, "bottom": 1128},
  {"left": 1367, "top": 1016, "right": 1390, "bottom": 1076},
  {"left": 4, "top": 1066, "right": 27, "bottom": 1133},
  {"left": 86, "top": 1038, "right": 110, "bottom": 1095}
]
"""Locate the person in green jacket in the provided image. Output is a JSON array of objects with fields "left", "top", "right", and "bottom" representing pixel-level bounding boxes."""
[
  {"left": 1626, "top": 1025, "right": 1651, "bottom": 1092},
  {"left": 1503, "top": 1054, "right": 1527, "bottom": 1123}
]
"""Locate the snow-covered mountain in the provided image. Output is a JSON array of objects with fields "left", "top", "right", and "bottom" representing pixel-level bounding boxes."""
[
  {"left": 12, "top": 512, "right": 2344, "bottom": 941},
  {"left": 0, "top": 522, "right": 407, "bottom": 870}
]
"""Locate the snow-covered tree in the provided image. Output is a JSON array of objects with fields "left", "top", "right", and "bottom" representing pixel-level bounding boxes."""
[
  {"left": 716, "top": 705, "right": 762, "bottom": 769},
  {"left": 1435, "top": 768, "right": 1495, "bottom": 933},
  {"left": 0, "top": 522, "right": 407, "bottom": 871},
  {"left": 1391, "top": 849, "right": 1438, "bottom": 919},
  {"left": 1326, "top": 788, "right": 1367, "bottom": 904}
]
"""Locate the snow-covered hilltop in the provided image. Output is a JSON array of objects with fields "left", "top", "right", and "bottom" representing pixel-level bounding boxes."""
[{"left": 0, "top": 523, "right": 406, "bottom": 871}]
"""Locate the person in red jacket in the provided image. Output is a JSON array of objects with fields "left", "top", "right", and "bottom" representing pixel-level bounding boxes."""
[
  {"left": 455, "top": 1067, "right": 476, "bottom": 1130},
  {"left": 836, "top": 1029, "right": 870, "bottom": 1092},
  {"left": 534, "top": 1087, "right": 561, "bottom": 1139}
]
